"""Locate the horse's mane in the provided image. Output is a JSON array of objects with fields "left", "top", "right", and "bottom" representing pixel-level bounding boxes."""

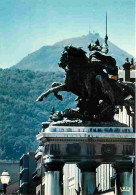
[{"left": 59, "top": 46, "right": 89, "bottom": 70}]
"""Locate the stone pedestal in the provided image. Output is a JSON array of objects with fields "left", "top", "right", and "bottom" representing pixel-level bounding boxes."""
[
  {"left": 77, "top": 162, "right": 99, "bottom": 195},
  {"left": 114, "top": 162, "right": 134, "bottom": 195},
  {"left": 35, "top": 125, "right": 135, "bottom": 195},
  {"left": 44, "top": 162, "right": 64, "bottom": 195}
]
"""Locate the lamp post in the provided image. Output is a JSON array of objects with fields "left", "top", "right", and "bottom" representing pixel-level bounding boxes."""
[{"left": 0, "top": 170, "right": 10, "bottom": 194}]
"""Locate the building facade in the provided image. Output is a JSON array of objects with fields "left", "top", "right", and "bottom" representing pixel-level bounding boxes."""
[
  {"left": 19, "top": 152, "right": 36, "bottom": 195},
  {"left": 33, "top": 143, "right": 45, "bottom": 195}
]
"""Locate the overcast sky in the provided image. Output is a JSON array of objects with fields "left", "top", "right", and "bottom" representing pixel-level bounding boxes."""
[{"left": 0, "top": 0, "right": 135, "bottom": 68}]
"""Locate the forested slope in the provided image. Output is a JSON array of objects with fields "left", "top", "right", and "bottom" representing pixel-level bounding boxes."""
[{"left": 0, "top": 69, "right": 76, "bottom": 160}]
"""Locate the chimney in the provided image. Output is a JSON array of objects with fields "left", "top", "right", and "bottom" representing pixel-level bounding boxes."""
[{"left": 123, "top": 58, "right": 131, "bottom": 82}]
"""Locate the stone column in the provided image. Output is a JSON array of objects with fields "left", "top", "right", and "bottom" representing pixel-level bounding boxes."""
[
  {"left": 114, "top": 162, "right": 134, "bottom": 195},
  {"left": 44, "top": 162, "right": 64, "bottom": 195},
  {"left": 77, "top": 162, "right": 99, "bottom": 195}
]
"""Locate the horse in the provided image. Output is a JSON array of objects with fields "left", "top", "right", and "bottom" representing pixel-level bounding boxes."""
[{"left": 36, "top": 46, "right": 135, "bottom": 121}]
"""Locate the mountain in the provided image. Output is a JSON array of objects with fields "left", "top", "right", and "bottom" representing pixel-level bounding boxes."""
[
  {"left": 0, "top": 68, "right": 76, "bottom": 160},
  {"left": 11, "top": 33, "right": 132, "bottom": 72}
]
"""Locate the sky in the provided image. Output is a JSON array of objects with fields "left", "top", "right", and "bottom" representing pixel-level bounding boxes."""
[{"left": 0, "top": 0, "right": 135, "bottom": 68}]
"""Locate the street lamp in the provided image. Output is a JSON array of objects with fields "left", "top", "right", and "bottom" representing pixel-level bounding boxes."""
[{"left": 0, "top": 170, "right": 10, "bottom": 194}]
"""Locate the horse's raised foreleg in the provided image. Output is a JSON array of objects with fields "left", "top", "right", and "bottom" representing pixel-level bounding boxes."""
[{"left": 36, "top": 84, "right": 67, "bottom": 102}]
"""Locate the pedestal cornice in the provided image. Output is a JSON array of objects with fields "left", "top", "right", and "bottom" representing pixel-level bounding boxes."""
[{"left": 36, "top": 125, "right": 135, "bottom": 164}]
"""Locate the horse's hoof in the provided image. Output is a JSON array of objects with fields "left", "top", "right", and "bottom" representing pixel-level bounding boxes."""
[{"left": 36, "top": 96, "right": 43, "bottom": 102}]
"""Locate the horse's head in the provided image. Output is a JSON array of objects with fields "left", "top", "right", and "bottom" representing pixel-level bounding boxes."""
[{"left": 58, "top": 46, "right": 88, "bottom": 71}]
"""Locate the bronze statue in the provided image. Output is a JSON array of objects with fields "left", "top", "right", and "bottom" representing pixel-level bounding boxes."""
[{"left": 36, "top": 42, "right": 135, "bottom": 122}]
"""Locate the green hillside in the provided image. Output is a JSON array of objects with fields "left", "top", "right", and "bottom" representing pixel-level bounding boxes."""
[{"left": 0, "top": 69, "right": 76, "bottom": 160}]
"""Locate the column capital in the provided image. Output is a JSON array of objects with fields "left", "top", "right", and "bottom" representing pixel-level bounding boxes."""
[
  {"left": 113, "top": 161, "right": 134, "bottom": 173},
  {"left": 44, "top": 161, "right": 64, "bottom": 172},
  {"left": 77, "top": 162, "right": 100, "bottom": 172}
]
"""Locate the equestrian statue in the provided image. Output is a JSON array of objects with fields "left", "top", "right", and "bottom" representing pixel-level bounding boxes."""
[{"left": 36, "top": 39, "right": 135, "bottom": 123}]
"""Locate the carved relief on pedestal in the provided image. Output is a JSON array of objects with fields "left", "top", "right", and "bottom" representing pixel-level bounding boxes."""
[
  {"left": 66, "top": 143, "right": 81, "bottom": 155},
  {"left": 101, "top": 144, "right": 116, "bottom": 155}
]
